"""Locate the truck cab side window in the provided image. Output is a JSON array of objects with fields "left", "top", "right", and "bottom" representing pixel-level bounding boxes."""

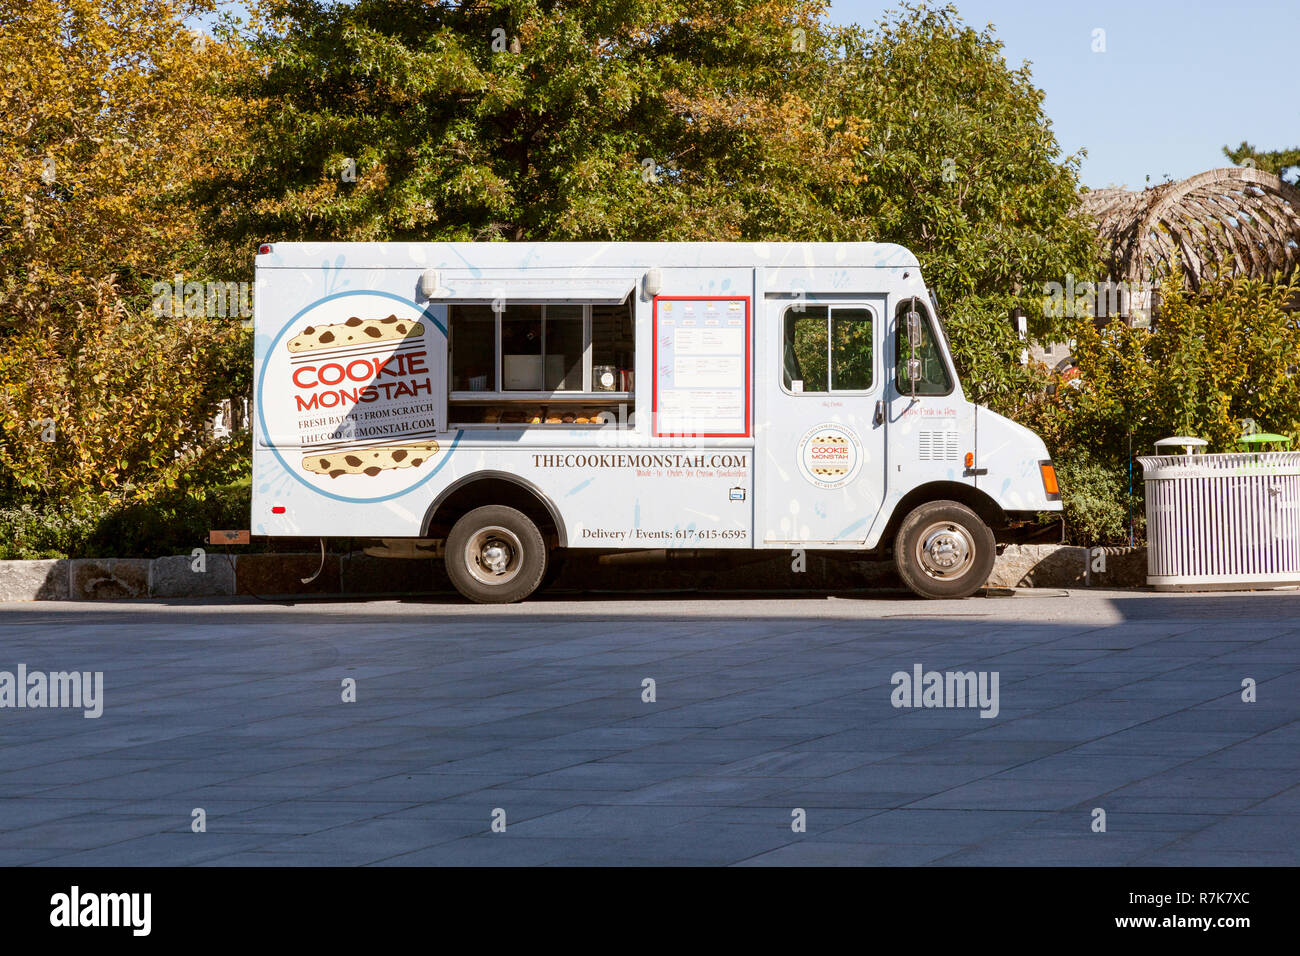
[
  {"left": 783, "top": 305, "right": 874, "bottom": 393},
  {"left": 783, "top": 306, "right": 828, "bottom": 391},
  {"left": 894, "top": 300, "right": 953, "bottom": 395},
  {"left": 831, "top": 308, "right": 873, "bottom": 390}
]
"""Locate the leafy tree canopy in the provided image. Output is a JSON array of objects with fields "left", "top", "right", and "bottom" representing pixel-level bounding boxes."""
[
  {"left": 209, "top": 0, "right": 1098, "bottom": 354},
  {"left": 0, "top": 0, "right": 254, "bottom": 327},
  {"left": 205, "top": 0, "right": 862, "bottom": 251},
  {"left": 1223, "top": 141, "right": 1300, "bottom": 182},
  {"left": 0, "top": 0, "right": 254, "bottom": 504}
]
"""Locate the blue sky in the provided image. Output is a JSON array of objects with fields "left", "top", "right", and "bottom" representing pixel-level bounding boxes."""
[{"left": 830, "top": 0, "right": 1298, "bottom": 189}]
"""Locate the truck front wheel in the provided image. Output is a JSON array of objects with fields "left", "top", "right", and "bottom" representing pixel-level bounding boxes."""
[
  {"left": 445, "top": 505, "right": 548, "bottom": 604},
  {"left": 894, "top": 500, "right": 995, "bottom": 599}
]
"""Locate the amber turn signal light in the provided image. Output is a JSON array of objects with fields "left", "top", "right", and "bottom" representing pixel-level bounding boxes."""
[
  {"left": 964, "top": 452, "right": 974, "bottom": 468},
  {"left": 1039, "top": 461, "right": 1060, "bottom": 497}
]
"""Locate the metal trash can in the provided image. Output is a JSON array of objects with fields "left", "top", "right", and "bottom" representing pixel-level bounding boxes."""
[{"left": 1138, "top": 437, "right": 1300, "bottom": 590}]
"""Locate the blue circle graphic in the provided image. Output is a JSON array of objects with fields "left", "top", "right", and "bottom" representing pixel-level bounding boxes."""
[{"left": 255, "top": 289, "right": 459, "bottom": 504}]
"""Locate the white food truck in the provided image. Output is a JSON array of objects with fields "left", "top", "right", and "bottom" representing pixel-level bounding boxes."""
[{"left": 253, "top": 241, "right": 1061, "bottom": 602}]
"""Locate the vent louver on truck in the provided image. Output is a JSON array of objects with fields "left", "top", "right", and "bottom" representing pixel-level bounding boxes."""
[{"left": 918, "top": 430, "right": 960, "bottom": 461}]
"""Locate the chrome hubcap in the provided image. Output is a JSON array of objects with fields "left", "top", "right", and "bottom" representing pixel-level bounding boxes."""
[
  {"left": 466, "top": 527, "right": 523, "bottom": 585},
  {"left": 916, "top": 522, "right": 974, "bottom": 578}
]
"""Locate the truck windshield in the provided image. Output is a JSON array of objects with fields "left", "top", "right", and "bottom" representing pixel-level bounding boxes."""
[{"left": 894, "top": 299, "right": 953, "bottom": 395}]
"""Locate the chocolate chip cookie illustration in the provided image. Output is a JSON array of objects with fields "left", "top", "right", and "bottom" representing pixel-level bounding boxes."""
[
  {"left": 808, "top": 434, "right": 851, "bottom": 477},
  {"left": 302, "top": 441, "right": 440, "bottom": 478},
  {"left": 287, "top": 315, "right": 423, "bottom": 353}
]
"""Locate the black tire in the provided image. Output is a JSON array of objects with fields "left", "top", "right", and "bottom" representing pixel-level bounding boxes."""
[
  {"left": 894, "top": 500, "right": 995, "bottom": 599},
  {"left": 445, "top": 505, "right": 548, "bottom": 604}
]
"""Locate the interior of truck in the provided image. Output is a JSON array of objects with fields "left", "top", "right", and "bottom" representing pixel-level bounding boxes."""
[{"left": 447, "top": 298, "right": 636, "bottom": 426}]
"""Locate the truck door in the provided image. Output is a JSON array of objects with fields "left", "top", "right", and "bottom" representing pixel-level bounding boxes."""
[
  {"left": 887, "top": 296, "right": 973, "bottom": 501},
  {"left": 756, "top": 295, "right": 888, "bottom": 545}
]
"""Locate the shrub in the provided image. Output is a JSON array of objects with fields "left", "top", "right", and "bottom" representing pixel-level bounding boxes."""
[
  {"left": 1048, "top": 450, "right": 1139, "bottom": 548},
  {"left": 0, "top": 278, "right": 251, "bottom": 504},
  {"left": 0, "top": 502, "right": 102, "bottom": 560},
  {"left": 1021, "top": 269, "right": 1300, "bottom": 545},
  {"left": 0, "top": 481, "right": 251, "bottom": 560},
  {"left": 942, "top": 297, "right": 1051, "bottom": 419}
]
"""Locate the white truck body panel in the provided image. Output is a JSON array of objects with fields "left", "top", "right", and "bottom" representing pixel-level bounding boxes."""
[{"left": 252, "top": 242, "right": 1059, "bottom": 551}]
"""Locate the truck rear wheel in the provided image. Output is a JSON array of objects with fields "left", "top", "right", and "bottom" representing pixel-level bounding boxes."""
[
  {"left": 894, "top": 500, "right": 995, "bottom": 599},
  {"left": 445, "top": 505, "right": 548, "bottom": 604}
]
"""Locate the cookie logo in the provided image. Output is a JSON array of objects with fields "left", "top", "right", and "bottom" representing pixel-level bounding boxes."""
[
  {"left": 255, "top": 290, "right": 451, "bottom": 504},
  {"left": 303, "top": 441, "right": 440, "bottom": 478},
  {"left": 287, "top": 315, "right": 423, "bottom": 353},
  {"left": 797, "top": 423, "right": 863, "bottom": 489}
]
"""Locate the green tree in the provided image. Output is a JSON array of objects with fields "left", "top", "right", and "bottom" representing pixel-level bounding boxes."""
[
  {"left": 827, "top": 4, "right": 1100, "bottom": 351},
  {"left": 0, "top": 0, "right": 256, "bottom": 506},
  {"left": 1223, "top": 141, "right": 1300, "bottom": 180},
  {"left": 1023, "top": 269, "right": 1300, "bottom": 544},
  {"left": 0, "top": 276, "right": 246, "bottom": 501},
  {"left": 203, "top": 0, "right": 864, "bottom": 254},
  {"left": 0, "top": 0, "right": 255, "bottom": 326},
  {"left": 210, "top": 1, "right": 1097, "bottom": 421}
]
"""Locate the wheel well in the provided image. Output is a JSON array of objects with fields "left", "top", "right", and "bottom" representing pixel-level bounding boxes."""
[
  {"left": 877, "top": 482, "right": 1007, "bottom": 553},
  {"left": 422, "top": 474, "right": 565, "bottom": 546}
]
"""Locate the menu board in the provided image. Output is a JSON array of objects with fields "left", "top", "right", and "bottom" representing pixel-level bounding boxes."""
[{"left": 653, "top": 296, "right": 750, "bottom": 437}]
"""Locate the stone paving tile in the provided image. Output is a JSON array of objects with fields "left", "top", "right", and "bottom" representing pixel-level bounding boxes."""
[
  {"left": 1239, "top": 785, "right": 1300, "bottom": 814},
  {"left": 1133, "top": 813, "right": 1300, "bottom": 853},
  {"left": 248, "top": 818, "right": 478, "bottom": 864},
  {"left": 933, "top": 833, "right": 1171, "bottom": 866},
  {"left": 1135, "top": 847, "right": 1300, "bottom": 866},
  {"left": 39, "top": 834, "right": 276, "bottom": 866},
  {"left": 737, "top": 841, "right": 966, "bottom": 866},
  {"left": 805, "top": 809, "right": 1049, "bottom": 845},
  {"left": 511, "top": 762, "right": 704, "bottom": 791},
  {"left": 371, "top": 835, "right": 579, "bottom": 867},
  {"left": 989, "top": 753, "right": 1189, "bottom": 782},
  {"left": 767, "top": 788, "right": 936, "bottom": 810},
  {"left": 29, "top": 771, "right": 247, "bottom": 801},
  {"left": 690, "top": 806, "right": 878, "bottom": 830},
  {"left": 809, "top": 763, "right": 1001, "bottom": 793},
  {"left": 0, "top": 798, "right": 124, "bottom": 830},
  {"left": 0, "top": 812, "right": 177, "bottom": 850},
  {"left": 1065, "top": 729, "right": 1253, "bottom": 757},
  {"left": 504, "top": 804, "right": 716, "bottom": 838},
  {"left": 590, "top": 737, "right": 803, "bottom": 765},
  {"left": 1, "top": 591, "right": 1296, "bottom": 865},
  {"left": 712, "top": 750, "right": 880, "bottom": 778},
  {"left": 908, "top": 779, "right": 1116, "bottom": 811}
]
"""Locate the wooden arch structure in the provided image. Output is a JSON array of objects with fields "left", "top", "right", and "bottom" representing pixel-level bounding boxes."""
[{"left": 1081, "top": 167, "right": 1300, "bottom": 295}]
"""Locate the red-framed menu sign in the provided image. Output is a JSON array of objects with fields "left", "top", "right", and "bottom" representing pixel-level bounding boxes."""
[{"left": 651, "top": 296, "right": 751, "bottom": 438}]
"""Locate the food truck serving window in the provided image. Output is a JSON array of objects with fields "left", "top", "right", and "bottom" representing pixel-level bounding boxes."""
[
  {"left": 782, "top": 305, "right": 875, "bottom": 394},
  {"left": 448, "top": 299, "right": 634, "bottom": 426}
]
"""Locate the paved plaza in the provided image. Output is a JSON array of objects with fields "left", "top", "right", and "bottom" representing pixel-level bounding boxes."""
[{"left": 0, "top": 589, "right": 1296, "bottom": 865}]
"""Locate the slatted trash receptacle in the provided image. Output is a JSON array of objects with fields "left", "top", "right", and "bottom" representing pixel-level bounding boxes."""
[{"left": 1138, "top": 437, "right": 1300, "bottom": 590}]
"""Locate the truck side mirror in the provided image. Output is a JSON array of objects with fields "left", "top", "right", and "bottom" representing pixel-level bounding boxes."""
[
  {"left": 906, "top": 311, "right": 923, "bottom": 348},
  {"left": 904, "top": 309, "right": 923, "bottom": 397}
]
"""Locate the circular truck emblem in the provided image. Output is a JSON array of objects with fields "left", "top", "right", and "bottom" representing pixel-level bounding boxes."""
[
  {"left": 255, "top": 290, "right": 451, "bottom": 503},
  {"left": 797, "top": 423, "right": 863, "bottom": 489}
]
